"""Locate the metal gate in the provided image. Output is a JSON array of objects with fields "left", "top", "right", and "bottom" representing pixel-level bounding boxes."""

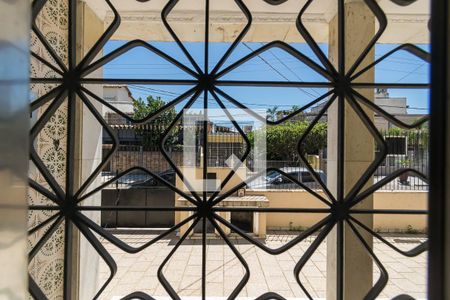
[{"left": 101, "top": 189, "right": 175, "bottom": 228}]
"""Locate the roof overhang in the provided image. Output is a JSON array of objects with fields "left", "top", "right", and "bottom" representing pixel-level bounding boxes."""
[{"left": 84, "top": 0, "right": 430, "bottom": 44}]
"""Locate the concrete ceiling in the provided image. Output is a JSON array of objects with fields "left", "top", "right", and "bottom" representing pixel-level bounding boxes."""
[{"left": 84, "top": 0, "right": 430, "bottom": 44}]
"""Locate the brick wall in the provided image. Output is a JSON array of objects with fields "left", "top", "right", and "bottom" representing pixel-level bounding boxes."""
[{"left": 109, "top": 150, "right": 184, "bottom": 173}]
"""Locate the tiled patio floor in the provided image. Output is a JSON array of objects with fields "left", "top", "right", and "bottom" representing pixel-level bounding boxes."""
[{"left": 97, "top": 231, "right": 427, "bottom": 300}]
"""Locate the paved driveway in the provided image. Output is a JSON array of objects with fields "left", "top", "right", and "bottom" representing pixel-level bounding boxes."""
[{"left": 98, "top": 232, "right": 426, "bottom": 300}]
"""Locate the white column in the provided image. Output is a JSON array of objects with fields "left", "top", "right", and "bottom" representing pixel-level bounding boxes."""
[
  {"left": 77, "top": 2, "right": 107, "bottom": 298},
  {"left": 326, "top": 1, "right": 375, "bottom": 299}
]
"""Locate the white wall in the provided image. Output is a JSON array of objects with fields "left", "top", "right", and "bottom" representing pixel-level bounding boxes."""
[
  {"left": 103, "top": 86, "right": 134, "bottom": 114},
  {"left": 375, "top": 97, "right": 408, "bottom": 115}
]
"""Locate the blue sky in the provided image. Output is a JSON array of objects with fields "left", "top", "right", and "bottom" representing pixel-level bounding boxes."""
[{"left": 103, "top": 41, "right": 430, "bottom": 115}]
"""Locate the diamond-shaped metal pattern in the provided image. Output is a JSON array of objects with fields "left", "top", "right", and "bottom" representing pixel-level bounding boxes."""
[{"left": 28, "top": 0, "right": 430, "bottom": 299}]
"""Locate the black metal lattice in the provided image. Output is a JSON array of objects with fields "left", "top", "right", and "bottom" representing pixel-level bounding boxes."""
[{"left": 29, "top": 0, "right": 430, "bottom": 299}]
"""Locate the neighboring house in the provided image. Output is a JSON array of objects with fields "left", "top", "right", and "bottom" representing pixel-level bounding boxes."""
[
  {"left": 102, "top": 84, "right": 136, "bottom": 145},
  {"left": 103, "top": 85, "right": 135, "bottom": 123},
  {"left": 373, "top": 88, "right": 425, "bottom": 130},
  {"left": 308, "top": 88, "right": 427, "bottom": 130},
  {"left": 375, "top": 88, "right": 407, "bottom": 114},
  {"left": 102, "top": 119, "right": 245, "bottom": 173}
]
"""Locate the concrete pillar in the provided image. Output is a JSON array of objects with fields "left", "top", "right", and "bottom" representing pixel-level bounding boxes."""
[
  {"left": 77, "top": 2, "right": 105, "bottom": 299},
  {"left": 258, "top": 212, "right": 267, "bottom": 238},
  {"left": 326, "top": 1, "right": 375, "bottom": 299},
  {"left": 0, "top": 0, "right": 30, "bottom": 298},
  {"left": 178, "top": 210, "right": 192, "bottom": 237},
  {"left": 217, "top": 211, "right": 231, "bottom": 235},
  {"left": 253, "top": 212, "right": 259, "bottom": 235}
]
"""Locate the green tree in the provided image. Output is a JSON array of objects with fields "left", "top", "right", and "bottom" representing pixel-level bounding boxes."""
[
  {"left": 133, "top": 95, "right": 178, "bottom": 149},
  {"left": 249, "top": 121, "right": 327, "bottom": 161},
  {"left": 266, "top": 106, "right": 279, "bottom": 121},
  {"left": 268, "top": 105, "right": 307, "bottom": 122},
  {"left": 285, "top": 105, "right": 306, "bottom": 122}
]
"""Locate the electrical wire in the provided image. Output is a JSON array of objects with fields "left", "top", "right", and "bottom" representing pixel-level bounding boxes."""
[{"left": 127, "top": 84, "right": 428, "bottom": 112}]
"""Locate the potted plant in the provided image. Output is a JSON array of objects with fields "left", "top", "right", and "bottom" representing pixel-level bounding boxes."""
[{"left": 398, "top": 157, "right": 411, "bottom": 185}]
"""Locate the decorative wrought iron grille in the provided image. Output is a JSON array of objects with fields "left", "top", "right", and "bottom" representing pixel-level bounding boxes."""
[{"left": 28, "top": 0, "right": 430, "bottom": 299}]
